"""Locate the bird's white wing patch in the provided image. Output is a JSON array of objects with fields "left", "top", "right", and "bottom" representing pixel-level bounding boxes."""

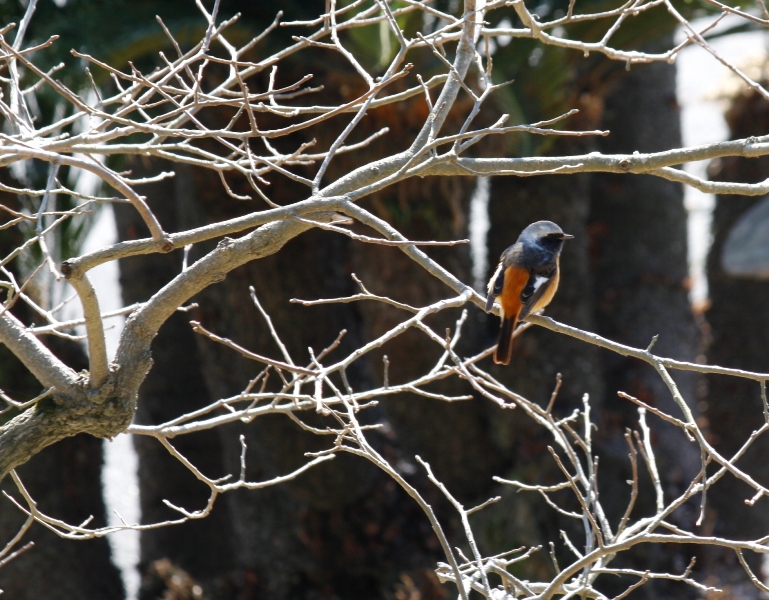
[
  {"left": 487, "top": 262, "right": 504, "bottom": 297},
  {"left": 531, "top": 274, "right": 549, "bottom": 293}
]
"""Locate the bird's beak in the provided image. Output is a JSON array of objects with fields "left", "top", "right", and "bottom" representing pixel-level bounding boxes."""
[{"left": 561, "top": 233, "right": 574, "bottom": 240}]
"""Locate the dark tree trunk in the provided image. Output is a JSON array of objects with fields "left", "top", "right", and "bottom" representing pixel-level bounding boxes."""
[
  {"left": 113, "top": 162, "right": 236, "bottom": 598},
  {"left": 475, "top": 164, "right": 601, "bottom": 578},
  {"left": 177, "top": 49, "right": 497, "bottom": 598},
  {"left": 351, "top": 175, "right": 499, "bottom": 499},
  {"left": 0, "top": 337, "right": 124, "bottom": 599},
  {"left": 191, "top": 223, "right": 389, "bottom": 599},
  {"left": 702, "top": 86, "right": 769, "bottom": 596},
  {"left": 180, "top": 129, "right": 484, "bottom": 597},
  {"left": 588, "top": 51, "right": 701, "bottom": 597}
]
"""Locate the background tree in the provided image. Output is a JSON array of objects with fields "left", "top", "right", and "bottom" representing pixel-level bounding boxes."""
[{"left": 705, "top": 79, "right": 769, "bottom": 597}]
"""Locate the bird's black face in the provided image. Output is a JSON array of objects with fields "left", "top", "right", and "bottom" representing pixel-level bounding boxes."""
[{"left": 540, "top": 232, "right": 569, "bottom": 253}]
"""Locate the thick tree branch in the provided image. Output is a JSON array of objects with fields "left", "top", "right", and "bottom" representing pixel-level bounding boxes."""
[
  {"left": 115, "top": 213, "right": 334, "bottom": 385},
  {"left": 0, "top": 386, "right": 134, "bottom": 479},
  {"left": 62, "top": 196, "right": 347, "bottom": 277},
  {"left": 0, "top": 312, "right": 76, "bottom": 392},
  {"left": 66, "top": 274, "right": 108, "bottom": 388}
]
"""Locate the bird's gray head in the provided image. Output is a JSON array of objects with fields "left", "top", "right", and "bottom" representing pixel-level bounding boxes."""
[{"left": 519, "top": 220, "right": 574, "bottom": 253}]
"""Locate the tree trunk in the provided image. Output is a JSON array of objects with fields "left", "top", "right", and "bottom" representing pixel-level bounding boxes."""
[
  {"left": 351, "top": 175, "right": 500, "bottom": 499},
  {"left": 179, "top": 48, "right": 491, "bottom": 598},
  {"left": 113, "top": 161, "right": 236, "bottom": 598},
  {"left": 703, "top": 86, "right": 769, "bottom": 596},
  {"left": 589, "top": 50, "right": 701, "bottom": 597},
  {"left": 474, "top": 164, "right": 601, "bottom": 578}
]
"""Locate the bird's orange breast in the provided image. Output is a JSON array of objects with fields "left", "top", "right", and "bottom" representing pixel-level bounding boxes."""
[{"left": 499, "top": 265, "right": 528, "bottom": 319}]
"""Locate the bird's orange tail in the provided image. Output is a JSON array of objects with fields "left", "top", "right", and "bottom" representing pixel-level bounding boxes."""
[{"left": 493, "top": 316, "right": 517, "bottom": 365}]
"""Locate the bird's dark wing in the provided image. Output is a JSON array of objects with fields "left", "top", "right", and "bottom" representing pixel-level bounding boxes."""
[
  {"left": 485, "top": 261, "right": 506, "bottom": 312},
  {"left": 518, "top": 263, "right": 557, "bottom": 321}
]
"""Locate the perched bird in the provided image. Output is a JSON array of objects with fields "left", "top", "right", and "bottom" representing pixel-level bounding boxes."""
[{"left": 485, "top": 221, "right": 573, "bottom": 365}]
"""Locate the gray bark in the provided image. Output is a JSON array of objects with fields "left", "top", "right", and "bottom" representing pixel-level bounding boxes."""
[{"left": 0, "top": 336, "right": 123, "bottom": 599}]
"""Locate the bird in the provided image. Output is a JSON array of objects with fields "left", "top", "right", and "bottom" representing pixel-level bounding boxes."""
[{"left": 485, "top": 220, "right": 573, "bottom": 365}]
